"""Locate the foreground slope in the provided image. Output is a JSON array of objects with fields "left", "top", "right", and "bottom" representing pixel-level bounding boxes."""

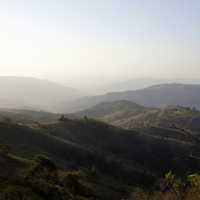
[
  {"left": 0, "top": 117, "right": 200, "bottom": 199},
  {"left": 0, "top": 150, "right": 129, "bottom": 200},
  {"left": 0, "top": 118, "right": 199, "bottom": 178}
]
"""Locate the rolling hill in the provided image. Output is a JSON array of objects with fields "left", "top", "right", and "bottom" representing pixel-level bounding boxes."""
[
  {"left": 0, "top": 108, "right": 59, "bottom": 124},
  {"left": 0, "top": 118, "right": 199, "bottom": 179},
  {"left": 0, "top": 110, "right": 200, "bottom": 199},
  {"left": 69, "top": 100, "right": 200, "bottom": 140},
  {"left": 58, "top": 83, "right": 200, "bottom": 113},
  {"left": 68, "top": 100, "right": 149, "bottom": 119}
]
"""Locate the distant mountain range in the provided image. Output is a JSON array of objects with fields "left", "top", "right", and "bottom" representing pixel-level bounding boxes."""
[
  {"left": 85, "top": 78, "right": 200, "bottom": 95},
  {"left": 59, "top": 83, "right": 200, "bottom": 113},
  {"left": 2, "top": 77, "right": 200, "bottom": 115},
  {"left": 87, "top": 78, "right": 167, "bottom": 94},
  {"left": 0, "top": 76, "right": 84, "bottom": 112}
]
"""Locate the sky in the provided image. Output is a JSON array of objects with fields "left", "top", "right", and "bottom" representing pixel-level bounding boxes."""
[{"left": 0, "top": 0, "right": 200, "bottom": 88}]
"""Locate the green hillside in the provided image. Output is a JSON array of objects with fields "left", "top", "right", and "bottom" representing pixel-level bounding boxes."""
[
  {"left": 1, "top": 109, "right": 200, "bottom": 199},
  {"left": 1, "top": 118, "right": 200, "bottom": 177}
]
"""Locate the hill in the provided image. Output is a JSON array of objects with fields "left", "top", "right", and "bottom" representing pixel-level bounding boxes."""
[
  {"left": 0, "top": 115, "right": 200, "bottom": 199},
  {"left": 0, "top": 119, "right": 200, "bottom": 178},
  {"left": 69, "top": 100, "right": 149, "bottom": 119},
  {"left": 0, "top": 76, "right": 83, "bottom": 112},
  {"left": 70, "top": 100, "right": 200, "bottom": 137},
  {"left": 0, "top": 108, "right": 59, "bottom": 124},
  {"left": 58, "top": 83, "right": 200, "bottom": 112}
]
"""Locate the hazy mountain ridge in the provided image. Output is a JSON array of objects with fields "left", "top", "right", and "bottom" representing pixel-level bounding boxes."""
[
  {"left": 86, "top": 78, "right": 200, "bottom": 95},
  {"left": 0, "top": 76, "right": 84, "bottom": 112},
  {"left": 59, "top": 83, "right": 200, "bottom": 113},
  {"left": 85, "top": 78, "right": 166, "bottom": 94}
]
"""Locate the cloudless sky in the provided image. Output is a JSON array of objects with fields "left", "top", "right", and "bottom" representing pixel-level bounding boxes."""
[{"left": 0, "top": 0, "right": 200, "bottom": 88}]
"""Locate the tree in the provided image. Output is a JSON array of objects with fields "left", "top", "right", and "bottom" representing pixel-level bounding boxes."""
[
  {"left": 25, "top": 155, "right": 64, "bottom": 199},
  {"left": 58, "top": 115, "right": 69, "bottom": 122},
  {"left": 26, "top": 155, "right": 58, "bottom": 184}
]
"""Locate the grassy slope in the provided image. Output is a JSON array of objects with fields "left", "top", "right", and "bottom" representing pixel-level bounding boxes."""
[
  {"left": 0, "top": 117, "right": 200, "bottom": 199},
  {"left": 0, "top": 119, "right": 199, "bottom": 177},
  {"left": 40, "top": 119, "right": 200, "bottom": 176}
]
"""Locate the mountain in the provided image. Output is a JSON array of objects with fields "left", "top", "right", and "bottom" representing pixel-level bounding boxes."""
[
  {"left": 0, "top": 76, "right": 84, "bottom": 112},
  {"left": 70, "top": 100, "right": 200, "bottom": 137},
  {"left": 86, "top": 78, "right": 200, "bottom": 95},
  {"left": 87, "top": 78, "right": 166, "bottom": 94},
  {"left": 58, "top": 83, "right": 200, "bottom": 113}
]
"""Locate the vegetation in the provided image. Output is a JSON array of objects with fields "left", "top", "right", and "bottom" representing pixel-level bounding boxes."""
[
  {"left": 0, "top": 105, "right": 200, "bottom": 199},
  {"left": 0, "top": 153, "right": 95, "bottom": 200},
  {"left": 71, "top": 101, "right": 200, "bottom": 141},
  {"left": 129, "top": 172, "right": 200, "bottom": 200}
]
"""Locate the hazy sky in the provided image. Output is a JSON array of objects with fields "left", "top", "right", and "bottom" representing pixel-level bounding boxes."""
[{"left": 0, "top": 0, "right": 200, "bottom": 87}]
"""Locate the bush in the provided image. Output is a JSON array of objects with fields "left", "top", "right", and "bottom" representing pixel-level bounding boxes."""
[{"left": 129, "top": 172, "right": 200, "bottom": 200}]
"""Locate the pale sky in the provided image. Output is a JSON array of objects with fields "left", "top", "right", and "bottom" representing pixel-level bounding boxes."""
[{"left": 0, "top": 0, "right": 200, "bottom": 88}]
